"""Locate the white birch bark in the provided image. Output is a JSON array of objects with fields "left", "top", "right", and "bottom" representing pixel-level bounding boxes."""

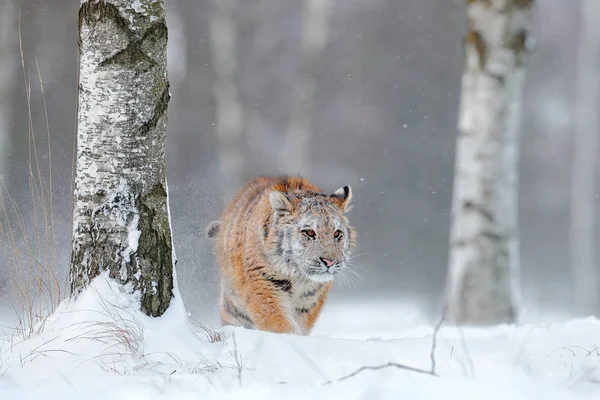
[
  {"left": 0, "top": 0, "right": 18, "bottom": 181},
  {"left": 570, "top": 0, "right": 600, "bottom": 315},
  {"left": 209, "top": 0, "right": 245, "bottom": 198},
  {"left": 445, "top": 0, "right": 534, "bottom": 325},
  {"left": 70, "top": 0, "right": 174, "bottom": 317},
  {"left": 284, "top": 0, "right": 333, "bottom": 175}
]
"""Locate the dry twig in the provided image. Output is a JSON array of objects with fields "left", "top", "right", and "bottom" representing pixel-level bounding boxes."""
[{"left": 324, "top": 315, "right": 444, "bottom": 385}]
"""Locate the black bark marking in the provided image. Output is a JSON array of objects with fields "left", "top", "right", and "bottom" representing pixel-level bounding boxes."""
[
  {"left": 98, "top": 42, "right": 157, "bottom": 71},
  {"left": 466, "top": 30, "right": 487, "bottom": 70},
  {"left": 453, "top": 240, "right": 468, "bottom": 248},
  {"left": 136, "top": 183, "right": 174, "bottom": 317},
  {"left": 480, "top": 231, "right": 506, "bottom": 242},
  {"left": 462, "top": 200, "right": 494, "bottom": 222},
  {"left": 79, "top": 1, "right": 129, "bottom": 33},
  {"left": 514, "top": 0, "right": 533, "bottom": 9},
  {"left": 79, "top": 2, "right": 168, "bottom": 74},
  {"left": 82, "top": 1, "right": 168, "bottom": 72},
  {"left": 139, "top": 83, "right": 170, "bottom": 137},
  {"left": 511, "top": 29, "right": 530, "bottom": 66}
]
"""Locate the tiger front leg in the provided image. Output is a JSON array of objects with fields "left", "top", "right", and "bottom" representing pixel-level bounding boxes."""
[
  {"left": 300, "top": 284, "right": 332, "bottom": 333},
  {"left": 245, "top": 289, "right": 304, "bottom": 335}
]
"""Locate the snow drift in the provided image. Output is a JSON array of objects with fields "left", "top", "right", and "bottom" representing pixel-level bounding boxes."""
[{"left": 1, "top": 272, "right": 600, "bottom": 399}]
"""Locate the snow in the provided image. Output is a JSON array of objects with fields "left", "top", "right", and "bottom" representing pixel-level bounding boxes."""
[
  {"left": 127, "top": 0, "right": 162, "bottom": 25},
  {"left": 1, "top": 275, "right": 600, "bottom": 399},
  {"left": 131, "top": 0, "right": 143, "bottom": 13}
]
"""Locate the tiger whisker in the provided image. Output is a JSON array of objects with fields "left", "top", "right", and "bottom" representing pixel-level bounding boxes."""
[
  {"left": 345, "top": 261, "right": 368, "bottom": 273},
  {"left": 348, "top": 252, "right": 372, "bottom": 259},
  {"left": 342, "top": 265, "right": 363, "bottom": 282},
  {"left": 339, "top": 264, "right": 363, "bottom": 288},
  {"left": 339, "top": 269, "right": 359, "bottom": 290}
]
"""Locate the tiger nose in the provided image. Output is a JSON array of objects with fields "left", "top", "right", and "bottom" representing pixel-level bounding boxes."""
[{"left": 320, "top": 257, "right": 335, "bottom": 268}]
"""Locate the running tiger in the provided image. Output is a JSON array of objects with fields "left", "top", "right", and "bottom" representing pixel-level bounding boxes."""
[{"left": 207, "top": 175, "right": 356, "bottom": 335}]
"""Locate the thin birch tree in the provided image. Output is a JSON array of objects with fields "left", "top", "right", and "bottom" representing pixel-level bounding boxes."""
[
  {"left": 570, "top": 0, "right": 600, "bottom": 315},
  {"left": 70, "top": 0, "right": 175, "bottom": 317},
  {"left": 284, "top": 0, "right": 333, "bottom": 176},
  {"left": 445, "top": 0, "right": 535, "bottom": 325},
  {"left": 209, "top": 0, "right": 245, "bottom": 199}
]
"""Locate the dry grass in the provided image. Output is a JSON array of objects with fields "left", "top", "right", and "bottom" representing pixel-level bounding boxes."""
[
  {"left": 132, "top": 351, "right": 243, "bottom": 376},
  {"left": 69, "top": 282, "right": 146, "bottom": 358},
  {"left": 62, "top": 285, "right": 239, "bottom": 376},
  {"left": 189, "top": 317, "right": 226, "bottom": 343},
  {"left": 65, "top": 317, "right": 146, "bottom": 360},
  {"left": 0, "top": 14, "right": 64, "bottom": 342}
]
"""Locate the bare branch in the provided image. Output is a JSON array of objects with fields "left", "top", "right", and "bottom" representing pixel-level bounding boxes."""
[
  {"left": 331, "top": 361, "right": 437, "bottom": 385},
  {"left": 324, "top": 315, "right": 444, "bottom": 385}
]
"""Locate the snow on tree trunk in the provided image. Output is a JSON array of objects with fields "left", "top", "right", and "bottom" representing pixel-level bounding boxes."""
[
  {"left": 0, "top": 0, "right": 18, "bottom": 182},
  {"left": 570, "top": 0, "right": 600, "bottom": 316},
  {"left": 445, "top": 0, "right": 534, "bottom": 325},
  {"left": 209, "top": 0, "right": 245, "bottom": 199},
  {"left": 284, "top": 0, "right": 333, "bottom": 176},
  {"left": 70, "top": 0, "right": 174, "bottom": 317}
]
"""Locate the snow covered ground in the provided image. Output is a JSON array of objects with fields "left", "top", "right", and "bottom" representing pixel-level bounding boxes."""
[{"left": 1, "top": 273, "right": 600, "bottom": 399}]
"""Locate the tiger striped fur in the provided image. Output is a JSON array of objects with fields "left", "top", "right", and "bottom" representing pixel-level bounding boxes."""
[{"left": 208, "top": 175, "right": 356, "bottom": 335}]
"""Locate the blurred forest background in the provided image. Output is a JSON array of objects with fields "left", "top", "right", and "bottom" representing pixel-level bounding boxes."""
[{"left": 0, "top": 0, "right": 597, "bottom": 325}]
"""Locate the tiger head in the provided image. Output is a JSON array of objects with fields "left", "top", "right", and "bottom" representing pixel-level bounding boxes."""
[{"left": 267, "top": 185, "right": 356, "bottom": 283}]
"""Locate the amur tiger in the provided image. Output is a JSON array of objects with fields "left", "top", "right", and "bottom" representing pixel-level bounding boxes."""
[{"left": 207, "top": 175, "right": 356, "bottom": 335}]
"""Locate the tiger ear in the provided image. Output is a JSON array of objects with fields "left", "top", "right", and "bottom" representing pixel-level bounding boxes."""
[
  {"left": 270, "top": 190, "right": 293, "bottom": 223},
  {"left": 331, "top": 185, "right": 353, "bottom": 213}
]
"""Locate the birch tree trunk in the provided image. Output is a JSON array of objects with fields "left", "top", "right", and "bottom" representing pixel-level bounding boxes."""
[
  {"left": 70, "top": 0, "right": 174, "bottom": 317},
  {"left": 445, "top": 0, "right": 534, "bottom": 325},
  {"left": 570, "top": 0, "right": 600, "bottom": 315},
  {"left": 209, "top": 0, "right": 245, "bottom": 199},
  {"left": 283, "top": 0, "right": 333, "bottom": 175},
  {"left": 0, "top": 0, "right": 18, "bottom": 182}
]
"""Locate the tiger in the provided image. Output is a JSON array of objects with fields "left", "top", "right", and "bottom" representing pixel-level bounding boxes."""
[{"left": 207, "top": 175, "right": 356, "bottom": 335}]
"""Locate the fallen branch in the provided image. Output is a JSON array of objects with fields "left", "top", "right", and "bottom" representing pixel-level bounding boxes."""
[{"left": 325, "top": 315, "right": 444, "bottom": 385}]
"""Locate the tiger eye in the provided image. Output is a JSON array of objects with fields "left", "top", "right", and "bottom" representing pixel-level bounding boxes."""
[
  {"left": 303, "top": 229, "right": 316, "bottom": 238},
  {"left": 334, "top": 230, "right": 343, "bottom": 239}
]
